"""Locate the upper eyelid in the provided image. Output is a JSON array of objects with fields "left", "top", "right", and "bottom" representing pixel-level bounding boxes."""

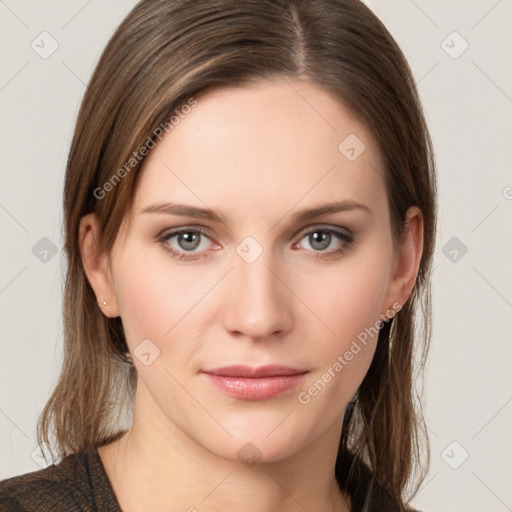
[{"left": 297, "top": 223, "right": 352, "bottom": 236}]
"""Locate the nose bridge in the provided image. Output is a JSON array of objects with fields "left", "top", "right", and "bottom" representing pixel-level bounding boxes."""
[{"left": 221, "top": 237, "right": 293, "bottom": 339}]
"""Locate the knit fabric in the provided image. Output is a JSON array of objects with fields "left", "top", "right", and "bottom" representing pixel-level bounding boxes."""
[{"left": 0, "top": 445, "right": 122, "bottom": 511}]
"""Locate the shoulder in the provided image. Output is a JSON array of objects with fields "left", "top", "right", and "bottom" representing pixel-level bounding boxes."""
[
  {"left": 0, "top": 446, "right": 107, "bottom": 512},
  {"left": 0, "top": 466, "right": 72, "bottom": 511}
]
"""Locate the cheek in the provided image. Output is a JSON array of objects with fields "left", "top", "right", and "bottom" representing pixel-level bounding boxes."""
[
  {"left": 111, "top": 245, "right": 212, "bottom": 351},
  {"left": 294, "top": 252, "right": 391, "bottom": 406},
  {"left": 304, "top": 255, "right": 391, "bottom": 345}
]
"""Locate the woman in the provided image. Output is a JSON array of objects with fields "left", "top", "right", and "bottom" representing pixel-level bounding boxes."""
[{"left": 0, "top": 0, "right": 437, "bottom": 511}]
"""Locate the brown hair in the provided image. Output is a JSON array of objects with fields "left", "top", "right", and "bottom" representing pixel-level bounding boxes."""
[{"left": 38, "top": 0, "right": 437, "bottom": 509}]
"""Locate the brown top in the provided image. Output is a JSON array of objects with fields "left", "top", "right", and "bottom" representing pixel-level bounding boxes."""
[
  {"left": 0, "top": 445, "right": 423, "bottom": 511},
  {"left": 0, "top": 445, "right": 122, "bottom": 512}
]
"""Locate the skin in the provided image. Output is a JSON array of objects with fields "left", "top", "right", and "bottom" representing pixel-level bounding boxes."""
[{"left": 80, "top": 79, "right": 424, "bottom": 512}]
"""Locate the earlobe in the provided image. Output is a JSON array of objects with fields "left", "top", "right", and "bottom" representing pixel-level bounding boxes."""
[
  {"left": 78, "top": 213, "right": 120, "bottom": 318},
  {"left": 382, "top": 206, "right": 424, "bottom": 318}
]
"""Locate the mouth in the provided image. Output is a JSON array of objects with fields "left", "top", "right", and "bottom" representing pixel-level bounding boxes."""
[{"left": 201, "top": 365, "right": 309, "bottom": 400}]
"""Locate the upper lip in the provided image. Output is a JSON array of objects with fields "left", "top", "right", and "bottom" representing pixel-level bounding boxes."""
[{"left": 202, "top": 365, "right": 307, "bottom": 378}]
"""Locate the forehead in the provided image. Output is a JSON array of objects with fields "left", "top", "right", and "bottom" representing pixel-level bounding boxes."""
[{"left": 132, "top": 79, "right": 387, "bottom": 222}]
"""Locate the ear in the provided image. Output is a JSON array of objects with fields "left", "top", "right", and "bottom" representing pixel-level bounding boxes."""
[
  {"left": 79, "top": 213, "right": 120, "bottom": 318},
  {"left": 381, "top": 206, "right": 424, "bottom": 318}
]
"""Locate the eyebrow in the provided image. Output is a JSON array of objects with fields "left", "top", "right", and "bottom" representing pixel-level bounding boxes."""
[{"left": 139, "top": 200, "right": 371, "bottom": 225}]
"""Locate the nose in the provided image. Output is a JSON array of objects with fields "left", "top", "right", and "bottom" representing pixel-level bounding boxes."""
[{"left": 221, "top": 244, "right": 294, "bottom": 341}]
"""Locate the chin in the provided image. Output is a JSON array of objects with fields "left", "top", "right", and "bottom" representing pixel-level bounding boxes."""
[
  {"left": 206, "top": 435, "right": 303, "bottom": 466},
  {"left": 194, "top": 412, "right": 317, "bottom": 465}
]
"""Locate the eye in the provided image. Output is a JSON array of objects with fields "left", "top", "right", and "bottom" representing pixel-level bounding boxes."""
[
  {"left": 157, "top": 225, "right": 355, "bottom": 262},
  {"left": 294, "top": 226, "right": 354, "bottom": 257},
  {"left": 158, "top": 227, "right": 218, "bottom": 260}
]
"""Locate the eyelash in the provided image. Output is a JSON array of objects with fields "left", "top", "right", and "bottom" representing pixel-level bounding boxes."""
[{"left": 156, "top": 225, "right": 355, "bottom": 262}]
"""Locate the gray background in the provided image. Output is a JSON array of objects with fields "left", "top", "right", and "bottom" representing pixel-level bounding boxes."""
[{"left": 1, "top": 1, "right": 511, "bottom": 511}]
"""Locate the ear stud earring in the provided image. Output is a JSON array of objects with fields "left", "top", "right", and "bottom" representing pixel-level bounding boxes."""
[{"left": 102, "top": 300, "right": 108, "bottom": 306}]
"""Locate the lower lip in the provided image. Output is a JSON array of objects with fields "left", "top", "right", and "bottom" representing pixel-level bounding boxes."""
[{"left": 202, "top": 372, "right": 308, "bottom": 400}]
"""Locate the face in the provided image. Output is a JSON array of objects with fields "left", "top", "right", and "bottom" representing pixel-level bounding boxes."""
[{"left": 86, "top": 79, "right": 414, "bottom": 464}]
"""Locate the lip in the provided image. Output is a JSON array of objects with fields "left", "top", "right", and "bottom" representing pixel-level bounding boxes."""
[
  {"left": 201, "top": 365, "right": 309, "bottom": 400},
  {"left": 203, "top": 364, "right": 306, "bottom": 378}
]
